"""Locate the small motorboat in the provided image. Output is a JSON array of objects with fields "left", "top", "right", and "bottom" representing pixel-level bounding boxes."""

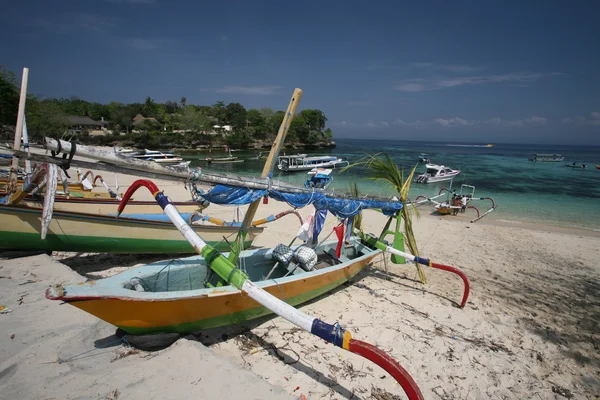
[
  {"left": 205, "top": 146, "right": 243, "bottom": 164},
  {"left": 596, "top": 165, "right": 600, "bottom": 170},
  {"left": 565, "top": 162, "right": 587, "bottom": 169},
  {"left": 415, "top": 164, "right": 460, "bottom": 183},
  {"left": 418, "top": 153, "right": 430, "bottom": 163},
  {"left": 304, "top": 168, "right": 333, "bottom": 189}
]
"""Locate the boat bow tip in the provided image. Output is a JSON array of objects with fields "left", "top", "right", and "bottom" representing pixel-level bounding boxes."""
[{"left": 45, "top": 285, "right": 66, "bottom": 300}]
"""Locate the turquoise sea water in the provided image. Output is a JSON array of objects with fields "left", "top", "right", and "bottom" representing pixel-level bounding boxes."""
[{"left": 181, "top": 139, "right": 600, "bottom": 231}]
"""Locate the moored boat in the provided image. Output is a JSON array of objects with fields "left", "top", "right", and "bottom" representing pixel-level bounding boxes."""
[
  {"left": 565, "top": 162, "right": 587, "bottom": 168},
  {"left": 205, "top": 146, "right": 243, "bottom": 164},
  {"left": 418, "top": 153, "right": 430, "bottom": 163},
  {"left": 278, "top": 154, "right": 348, "bottom": 172},
  {"left": 131, "top": 149, "right": 185, "bottom": 165},
  {"left": 414, "top": 164, "right": 460, "bottom": 183},
  {"left": 304, "top": 168, "right": 333, "bottom": 189},
  {"left": 529, "top": 153, "right": 564, "bottom": 162}
]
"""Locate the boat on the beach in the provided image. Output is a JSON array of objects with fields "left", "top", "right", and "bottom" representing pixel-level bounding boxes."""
[
  {"left": 46, "top": 237, "right": 379, "bottom": 334},
  {"left": 413, "top": 184, "right": 497, "bottom": 223},
  {"left": 205, "top": 146, "right": 243, "bottom": 164},
  {"left": 528, "top": 153, "right": 564, "bottom": 162},
  {"left": 16, "top": 194, "right": 205, "bottom": 215},
  {"left": 414, "top": 164, "right": 460, "bottom": 183},
  {"left": 277, "top": 154, "right": 348, "bottom": 172},
  {"left": 304, "top": 168, "right": 333, "bottom": 189},
  {"left": 131, "top": 149, "right": 185, "bottom": 165},
  {"left": 418, "top": 153, "right": 430, "bottom": 163},
  {"left": 0, "top": 203, "right": 261, "bottom": 253},
  {"left": 565, "top": 162, "right": 587, "bottom": 169}
]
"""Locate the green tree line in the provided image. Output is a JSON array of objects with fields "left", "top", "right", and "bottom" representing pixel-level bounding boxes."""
[{"left": 0, "top": 66, "right": 334, "bottom": 149}]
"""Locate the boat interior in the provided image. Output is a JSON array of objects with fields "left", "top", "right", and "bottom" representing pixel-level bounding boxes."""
[{"left": 123, "top": 239, "right": 374, "bottom": 293}]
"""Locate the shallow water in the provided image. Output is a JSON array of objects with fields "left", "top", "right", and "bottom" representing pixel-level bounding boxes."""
[{"left": 182, "top": 139, "right": 600, "bottom": 230}]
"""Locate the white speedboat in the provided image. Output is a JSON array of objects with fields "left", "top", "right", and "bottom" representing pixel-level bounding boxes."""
[
  {"left": 131, "top": 149, "right": 184, "bottom": 165},
  {"left": 277, "top": 154, "right": 349, "bottom": 172},
  {"left": 415, "top": 164, "right": 460, "bottom": 183}
]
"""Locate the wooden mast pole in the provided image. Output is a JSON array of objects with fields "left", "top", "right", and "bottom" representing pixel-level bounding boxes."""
[
  {"left": 229, "top": 88, "right": 303, "bottom": 262},
  {"left": 7, "top": 67, "right": 29, "bottom": 194}
]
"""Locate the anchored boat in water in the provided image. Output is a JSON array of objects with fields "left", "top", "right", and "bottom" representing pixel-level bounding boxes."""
[
  {"left": 304, "top": 168, "right": 333, "bottom": 189},
  {"left": 528, "top": 153, "right": 564, "bottom": 162},
  {"left": 278, "top": 154, "right": 348, "bottom": 172},
  {"left": 131, "top": 149, "right": 185, "bottom": 165},
  {"left": 415, "top": 164, "right": 460, "bottom": 183}
]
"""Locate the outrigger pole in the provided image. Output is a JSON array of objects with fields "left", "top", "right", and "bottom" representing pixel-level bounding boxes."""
[
  {"left": 117, "top": 178, "right": 424, "bottom": 400},
  {"left": 228, "top": 88, "right": 303, "bottom": 264},
  {"left": 359, "top": 232, "right": 471, "bottom": 308}
]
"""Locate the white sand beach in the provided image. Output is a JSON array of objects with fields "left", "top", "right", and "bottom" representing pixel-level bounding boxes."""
[{"left": 1, "top": 169, "right": 599, "bottom": 399}]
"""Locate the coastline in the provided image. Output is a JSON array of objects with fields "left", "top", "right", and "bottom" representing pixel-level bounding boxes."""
[{"left": 1, "top": 166, "right": 599, "bottom": 399}]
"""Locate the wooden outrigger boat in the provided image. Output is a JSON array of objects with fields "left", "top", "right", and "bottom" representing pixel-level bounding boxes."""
[
  {"left": 47, "top": 237, "right": 380, "bottom": 334},
  {"left": 414, "top": 184, "right": 497, "bottom": 222},
  {"left": 16, "top": 192, "right": 205, "bottom": 216},
  {"left": 0, "top": 203, "right": 261, "bottom": 253}
]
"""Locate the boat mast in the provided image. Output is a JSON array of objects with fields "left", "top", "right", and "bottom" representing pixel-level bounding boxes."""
[
  {"left": 228, "top": 88, "right": 303, "bottom": 263},
  {"left": 7, "top": 67, "right": 29, "bottom": 194}
]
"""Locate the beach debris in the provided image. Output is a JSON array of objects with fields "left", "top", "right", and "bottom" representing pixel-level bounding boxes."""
[
  {"left": 104, "top": 389, "right": 121, "bottom": 400},
  {"left": 551, "top": 385, "right": 574, "bottom": 399},
  {"left": 371, "top": 386, "right": 403, "bottom": 400},
  {"left": 111, "top": 347, "right": 140, "bottom": 362},
  {"left": 0, "top": 306, "right": 12, "bottom": 314}
]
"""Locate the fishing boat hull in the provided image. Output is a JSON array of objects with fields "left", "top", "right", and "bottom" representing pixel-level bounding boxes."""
[
  {"left": 46, "top": 239, "right": 381, "bottom": 334},
  {"left": 0, "top": 204, "right": 261, "bottom": 253},
  {"left": 20, "top": 195, "right": 204, "bottom": 216}
]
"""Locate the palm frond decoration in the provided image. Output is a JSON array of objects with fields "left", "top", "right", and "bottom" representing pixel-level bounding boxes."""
[
  {"left": 346, "top": 177, "right": 363, "bottom": 231},
  {"left": 342, "top": 153, "right": 425, "bottom": 283}
]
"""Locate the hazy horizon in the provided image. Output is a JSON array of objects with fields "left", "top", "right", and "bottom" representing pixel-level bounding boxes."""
[{"left": 1, "top": 0, "right": 599, "bottom": 145}]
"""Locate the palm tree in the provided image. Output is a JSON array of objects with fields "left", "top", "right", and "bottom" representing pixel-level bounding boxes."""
[
  {"left": 143, "top": 97, "right": 156, "bottom": 117},
  {"left": 343, "top": 153, "right": 425, "bottom": 283}
]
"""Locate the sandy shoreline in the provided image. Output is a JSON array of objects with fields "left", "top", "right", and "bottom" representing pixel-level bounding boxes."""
[{"left": 1, "top": 166, "right": 599, "bottom": 399}]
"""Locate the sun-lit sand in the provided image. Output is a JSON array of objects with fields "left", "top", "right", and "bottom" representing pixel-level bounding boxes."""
[{"left": 1, "top": 165, "right": 599, "bottom": 399}]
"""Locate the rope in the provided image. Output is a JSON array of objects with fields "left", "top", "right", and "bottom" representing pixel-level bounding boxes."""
[{"left": 58, "top": 336, "right": 128, "bottom": 364}]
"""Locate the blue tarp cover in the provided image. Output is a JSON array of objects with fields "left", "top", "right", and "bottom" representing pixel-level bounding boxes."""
[{"left": 200, "top": 184, "right": 402, "bottom": 218}]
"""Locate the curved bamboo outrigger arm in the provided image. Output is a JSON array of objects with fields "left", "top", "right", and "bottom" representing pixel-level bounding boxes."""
[
  {"left": 359, "top": 231, "right": 471, "bottom": 308},
  {"left": 187, "top": 209, "right": 303, "bottom": 227},
  {"left": 93, "top": 175, "right": 120, "bottom": 199},
  {"left": 80, "top": 170, "right": 95, "bottom": 184},
  {"left": 117, "top": 179, "right": 424, "bottom": 400}
]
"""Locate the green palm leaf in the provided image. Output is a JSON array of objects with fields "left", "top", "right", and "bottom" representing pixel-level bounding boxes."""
[{"left": 342, "top": 153, "right": 426, "bottom": 283}]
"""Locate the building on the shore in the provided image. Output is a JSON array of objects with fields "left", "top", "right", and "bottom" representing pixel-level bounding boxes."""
[
  {"left": 212, "top": 124, "right": 233, "bottom": 134},
  {"left": 132, "top": 114, "right": 159, "bottom": 127},
  {"left": 67, "top": 115, "right": 107, "bottom": 136}
]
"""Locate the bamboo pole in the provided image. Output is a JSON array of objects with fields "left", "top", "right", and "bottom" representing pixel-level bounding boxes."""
[
  {"left": 230, "top": 88, "right": 303, "bottom": 262},
  {"left": 34, "top": 140, "right": 398, "bottom": 203},
  {"left": 8, "top": 67, "right": 29, "bottom": 194}
]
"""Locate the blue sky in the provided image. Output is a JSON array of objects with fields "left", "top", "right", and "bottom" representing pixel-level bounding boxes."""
[{"left": 1, "top": 0, "right": 599, "bottom": 144}]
